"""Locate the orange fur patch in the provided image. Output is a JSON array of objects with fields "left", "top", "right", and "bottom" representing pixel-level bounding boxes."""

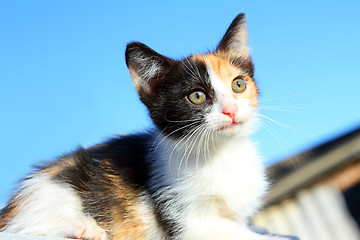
[
  {"left": 192, "top": 54, "right": 258, "bottom": 108},
  {"left": 112, "top": 203, "right": 150, "bottom": 240},
  {"left": 111, "top": 189, "right": 154, "bottom": 239},
  {"left": 37, "top": 152, "right": 156, "bottom": 239},
  {"left": 91, "top": 162, "right": 155, "bottom": 239},
  {"left": 39, "top": 157, "right": 77, "bottom": 176}
]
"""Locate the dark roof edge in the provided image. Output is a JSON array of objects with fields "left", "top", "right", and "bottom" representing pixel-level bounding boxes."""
[{"left": 265, "top": 133, "right": 360, "bottom": 205}]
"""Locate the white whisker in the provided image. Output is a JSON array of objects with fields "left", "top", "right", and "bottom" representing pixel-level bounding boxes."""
[
  {"left": 258, "top": 105, "right": 309, "bottom": 118},
  {"left": 258, "top": 93, "right": 305, "bottom": 103},
  {"left": 177, "top": 124, "right": 206, "bottom": 176},
  {"left": 256, "top": 113, "right": 301, "bottom": 133},
  {"left": 184, "top": 58, "right": 201, "bottom": 80},
  {"left": 255, "top": 119, "right": 283, "bottom": 143},
  {"left": 195, "top": 127, "right": 208, "bottom": 170},
  {"left": 152, "top": 120, "right": 202, "bottom": 152}
]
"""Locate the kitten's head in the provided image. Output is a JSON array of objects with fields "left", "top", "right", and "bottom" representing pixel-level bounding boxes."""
[{"left": 125, "top": 14, "right": 258, "bottom": 140}]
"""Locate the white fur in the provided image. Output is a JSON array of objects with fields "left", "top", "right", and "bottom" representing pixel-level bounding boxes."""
[
  {"left": 151, "top": 131, "right": 269, "bottom": 239},
  {"left": 3, "top": 173, "right": 106, "bottom": 239},
  {"left": 145, "top": 63, "right": 289, "bottom": 239},
  {"left": 136, "top": 196, "right": 168, "bottom": 240},
  {"left": 205, "top": 61, "right": 254, "bottom": 132}
]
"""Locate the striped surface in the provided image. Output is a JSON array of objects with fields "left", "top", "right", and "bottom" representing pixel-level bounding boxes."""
[{"left": 253, "top": 184, "right": 360, "bottom": 240}]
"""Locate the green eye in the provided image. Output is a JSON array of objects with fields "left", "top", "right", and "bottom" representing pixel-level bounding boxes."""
[
  {"left": 188, "top": 91, "right": 207, "bottom": 105},
  {"left": 232, "top": 77, "right": 246, "bottom": 93}
]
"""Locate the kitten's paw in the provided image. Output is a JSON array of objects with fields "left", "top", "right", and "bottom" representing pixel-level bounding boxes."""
[
  {"left": 248, "top": 233, "right": 298, "bottom": 240},
  {"left": 262, "top": 236, "right": 299, "bottom": 240},
  {"left": 70, "top": 218, "right": 107, "bottom": 240}
]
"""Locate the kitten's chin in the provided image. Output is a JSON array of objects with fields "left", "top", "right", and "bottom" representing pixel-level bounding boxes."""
[
  {"left": 218, "top": 120, "right": 254, "bottom": 138},
  {"left": 219, "top": 122, "right": 242, "bottom": 131}
]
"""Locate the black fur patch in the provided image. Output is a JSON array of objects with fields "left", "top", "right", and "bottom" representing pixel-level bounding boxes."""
[
  {"left": 229, "top": 56, "right": 255, "bottom": 78},
  {"left": 125, "top": 42, "right": 176, "bottom": 95},
  {"left": 145, "top": 58, "right": 215, "bottom": 139},
  {"left": 126, "top": 42, "right": 216, "bottom": 140},
  {"left": 51, "top": 133, "right": 182, "bottom": 237},
  {"left": 86, "top": 134, "right": 151, "bottom": 186},
  {"left": 216, "top": 13, "right": 246, "bottom": 53},
  {"left": 50, "top": 134, "right": 152, "bottom": 231}
]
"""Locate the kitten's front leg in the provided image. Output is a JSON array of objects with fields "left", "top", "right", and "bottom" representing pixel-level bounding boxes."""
[
  {"left": 228, "top": 229, "right": 296, "bottom": 240},
  {"left": 66, "top": 218, "right": 107, "bottom": 240},
  {"left": 261, "top": 234, "right": 300, "bottom": 240},
  {"left": 240, "top": 230, "right": 299, "bottom": 240},
  {"left": 180, "top": 215, "right": 295, "bottom": 240}
]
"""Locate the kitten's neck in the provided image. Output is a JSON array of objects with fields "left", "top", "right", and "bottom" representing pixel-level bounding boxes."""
[
  {"left": 147, "top": 128, "right": 267, "bottom": 223},
  {"left": 148, "top": 128, "right": 255, "bottom": 189},
  {"left": 153, "top": 128, "right": 244, "bottom": 159}
]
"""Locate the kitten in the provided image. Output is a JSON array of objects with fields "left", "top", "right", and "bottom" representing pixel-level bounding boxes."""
[{"left": 0, "top": 14, "right": 288, "bottom": 240}]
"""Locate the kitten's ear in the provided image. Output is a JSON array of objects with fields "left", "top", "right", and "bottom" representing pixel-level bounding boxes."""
[
  {"left": 216, "top": 13, "right": 249, "bottom": 57},
  {"left": 125, "top": 42, "right": 175, "bottom": 95}
]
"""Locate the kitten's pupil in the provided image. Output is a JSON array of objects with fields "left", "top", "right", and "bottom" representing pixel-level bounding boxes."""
[{"left": 195, "top": 92, "right": 201, "bottom": 99}]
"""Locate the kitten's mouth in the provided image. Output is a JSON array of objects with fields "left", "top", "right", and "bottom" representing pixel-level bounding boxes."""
[{"left": 219, "top": 121, "right": 243, "bottom": 131}]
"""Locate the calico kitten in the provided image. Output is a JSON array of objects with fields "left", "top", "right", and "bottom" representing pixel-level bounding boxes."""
[{"left": 0, "top": 14, "right": 288, "bottom": 240}]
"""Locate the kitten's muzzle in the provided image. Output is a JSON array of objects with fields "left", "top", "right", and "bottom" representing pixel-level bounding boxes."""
[{"left": 222, "top": 104, "right": 239, "bottom": 123}]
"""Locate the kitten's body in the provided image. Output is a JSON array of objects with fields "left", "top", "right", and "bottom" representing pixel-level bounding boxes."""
[{"left": 0, "top": 14, "right": 288, "bottom": 240}]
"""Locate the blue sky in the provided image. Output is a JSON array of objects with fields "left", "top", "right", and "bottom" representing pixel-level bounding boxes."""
[{"left": 1, "top": 1, "right": 359, "bottom": 207}]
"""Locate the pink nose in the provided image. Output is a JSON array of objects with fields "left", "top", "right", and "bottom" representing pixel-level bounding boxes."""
[{"left": 222, "top": 104, "right": 238, "bottom": 122}]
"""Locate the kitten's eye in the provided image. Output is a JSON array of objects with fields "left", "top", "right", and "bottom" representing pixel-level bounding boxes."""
[
  {"left": 188, "top": 91, "right": 207, "bottom": 105},
  {"left": 232, "top": 77, "right": 246, "bottom": 93}
]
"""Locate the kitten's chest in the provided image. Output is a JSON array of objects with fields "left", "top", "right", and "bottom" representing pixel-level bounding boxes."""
[
  {"left": 181, "top": 140, "right": 268, "bottom": 218},
  {"left": 200, "top": 141, "right": 265, "bottom": 194}
]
